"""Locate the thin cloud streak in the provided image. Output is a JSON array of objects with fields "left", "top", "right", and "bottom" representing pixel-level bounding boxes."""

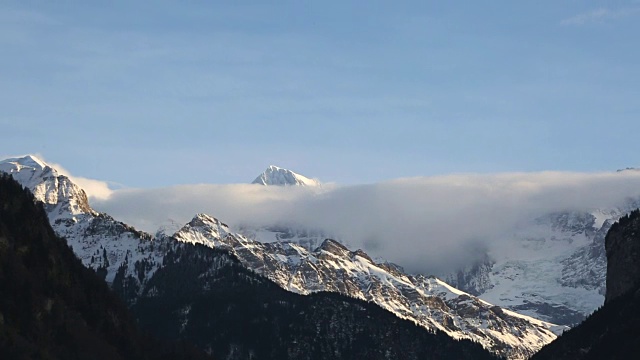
[
  {"left": 91, "top": 171, "right": 640, "bottom": 276},
  {"left": 561, "top": 7, "right": 640, "bottom": 25}
]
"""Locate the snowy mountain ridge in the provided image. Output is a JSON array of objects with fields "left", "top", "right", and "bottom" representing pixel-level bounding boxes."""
[
  {"left": 0, "top": 155, "right": 560, "bottom": 359},
  {"left": 252, "top": 165, "right": 320, "bottom": 186},
  {"left": 173, "top": 213, "right": 563, "bottom": 359}
]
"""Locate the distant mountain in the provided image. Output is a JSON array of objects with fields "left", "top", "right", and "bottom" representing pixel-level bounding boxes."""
[
  {"left": 0, "top": 174, "right": 208, "bottom": 360},
  {"left": 252, "top": 165, "right": 320, "bottom": 186},
  {"left": 531, "top": 209, "right": 640, "bottom": 360},
  {"left": 446, "top": 204, "right": 640, "bottom": 326},
  {"left": 0, "top": 156, "right": 499, "bottom": 359}
]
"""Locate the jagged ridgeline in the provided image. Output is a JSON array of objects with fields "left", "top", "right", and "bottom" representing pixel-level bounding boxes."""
[
  {"left": 0, "top": 174, "right": 208, "bottom": 360},
  {"left": 0, "top": 174, "right": 497, "bottom": 359},
  {"left": 129, "top": 244, "right": 498, "bottom": 360},
  {"left": 531, "top": 209, "right": 640, "bottom": 360}
]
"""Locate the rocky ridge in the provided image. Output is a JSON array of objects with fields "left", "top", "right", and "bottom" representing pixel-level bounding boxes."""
[{"left": 175, "top": 213, "right": 563, "bottom": 359}]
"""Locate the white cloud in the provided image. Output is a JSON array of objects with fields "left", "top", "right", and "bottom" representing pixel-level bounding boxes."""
[
  {"left": 91, "top": 170, "right": 640, "bottom": 276},
  {"left": 561, "top": 7, "right": 640, "bottom": 25},
  {"left": 54, "top": 168, "right": 114, "bottom": 201}
]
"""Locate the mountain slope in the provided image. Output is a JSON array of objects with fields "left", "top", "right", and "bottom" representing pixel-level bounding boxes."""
[
  {"left": 0, "top": 174, "right": 207, "bottom": 360},
  {"left": 252, "top": 165, "right": 320, "bottom": 186},
  {"left": 0, "top": 156, "right": 163, "bottom": 291},
  {"left": 531, "top": 209, "right": 640, "bottom": 360},
  {"left": 446, "top": 205, "right": 640, "bottom": 325},
  {"left": 130, "top": 242, "right": 498, "bottom": 360},
  {"left": 174, "top": 213, "right": 563, "bottom": 359}
]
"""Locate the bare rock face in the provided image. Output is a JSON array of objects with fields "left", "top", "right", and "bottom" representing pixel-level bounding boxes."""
[{"left": 605, "top": 209, "right": 640, "bottom": 302}]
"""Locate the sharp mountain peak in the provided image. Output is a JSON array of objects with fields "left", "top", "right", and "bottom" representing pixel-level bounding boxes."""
[{"left": 252, "top": 165, "right": 320, "bottom": 187}]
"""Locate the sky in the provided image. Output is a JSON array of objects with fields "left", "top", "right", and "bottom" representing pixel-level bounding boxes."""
[{"left": 1, "top": 1, "right": 639, "bottom": 187}]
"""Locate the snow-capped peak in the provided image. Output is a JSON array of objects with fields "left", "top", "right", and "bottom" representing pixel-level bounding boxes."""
[
  {"left": 188, "top": 213, "right": 230, "bottom": 231},
  {"left": 252, "top": 165, "right": 320, "bottom": 186},
  {"left": 0, "top": 154, "right": 50, "bottom": 173},
  {"left": 172, "top": 213, "right": 232, "bottom": 247},
  {"left": 0, "top": 154, "right": 92, "bottom": 216}
]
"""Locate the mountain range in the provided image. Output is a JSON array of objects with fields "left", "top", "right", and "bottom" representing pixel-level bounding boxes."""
[
  {"left": 0, "top": 173, "right": 498, "bottom": 360},
  {"left": 249, "top": 162, "right": 640, "bottom": 328},
  {"left": 5, "top": 156, "right": 640, "bottom": 358},
  {"left": 0, "top": 155, "right": 565, "bottom": 359}
]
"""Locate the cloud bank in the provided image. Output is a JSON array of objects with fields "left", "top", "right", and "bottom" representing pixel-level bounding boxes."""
[{"left": 90, "top": 170, "right": 640, "bottom": 276}]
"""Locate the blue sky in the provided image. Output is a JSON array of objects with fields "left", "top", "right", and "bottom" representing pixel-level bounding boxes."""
[{"left": 2, "top": 1, "right": 639, "bottom": 186}]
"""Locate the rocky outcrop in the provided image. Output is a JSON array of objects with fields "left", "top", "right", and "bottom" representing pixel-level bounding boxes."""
[{"left": 605, "top": 209, "right": 640, "bottom": 302}]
